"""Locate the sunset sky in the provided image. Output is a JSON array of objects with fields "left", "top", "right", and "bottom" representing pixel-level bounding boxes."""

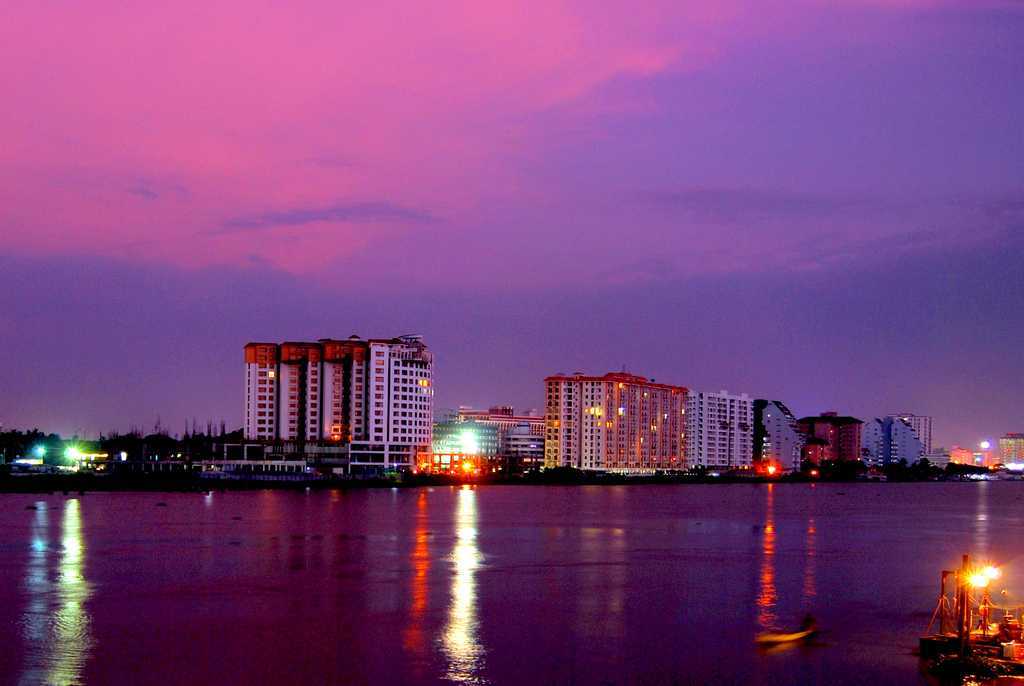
[{"left": 2, "top": 0, "right": 1022, "bottom": 446}]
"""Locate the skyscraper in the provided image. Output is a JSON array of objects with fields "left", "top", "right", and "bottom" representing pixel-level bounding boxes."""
[
  {"left": 544, "top": 372, "right": 686, "bottom": 472},
  {"left": 243, "top": 335, "right": 433, "bottom": 472},
  {"left": 685, "top": 390, "right": 754, "bottom": 470},
  {"left": 889, "top": 413, "right": 933, "bottom": 454}
]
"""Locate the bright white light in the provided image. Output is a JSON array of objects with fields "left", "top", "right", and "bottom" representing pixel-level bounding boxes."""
[
  {"left": 980, "top": 440, "right": 992, "bottom": 450},
  {"left": 459, "top": 429, "right": 479, "bottom": 455}
]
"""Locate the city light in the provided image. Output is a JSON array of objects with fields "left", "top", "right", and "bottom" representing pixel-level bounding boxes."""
[
  {"left": 459, "top": 429, "right": 479, "bottom": 456},
  {"left": 984, "top": 565, "right": 1000, "bottom": 581},
  {"left": 33, "top": 445, "right": 46, "bottom": 458},
  {"left": 766, "top": 465, "right": 778, "bottom": 476},
  {"left": 980, "top": 440, "right": 991, "bottom": 450}
]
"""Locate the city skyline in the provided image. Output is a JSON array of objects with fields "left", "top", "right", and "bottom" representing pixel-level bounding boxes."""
[{"left": 2, "top": 1, "right": 1023, "bottom": 448}]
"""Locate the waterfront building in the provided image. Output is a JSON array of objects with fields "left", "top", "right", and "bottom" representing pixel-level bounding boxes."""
[
  {"left": 753, "top": 400, "right": 803, "bottom": 472},
  {"left": 456, "top": 406, "right": 544, "bottom": 438},
  {"left": 948, "top": 446, "right": 974, "bottom": 465},
  {"left": 432, "top": 419, "right": 500, "bottom": 457},
  {"left": 862, "top": 416, "right": 924, "bottom": 466},
  {"left": 925, "top": 448, "right": 950, "bottom": 468},
  {"left": 999, "top": 433, "right": 1024, "bottom": 466},
  {"left": 797, "top": 412, "right": 863, "bottom": 463},
  {"left": 861, "top": 418, "right": 886, "bottom": 466},
  {"left": 685, "top": 390, "right": 754, "bottom": 470},
  {"left": 503, "top": 422, "right": 545, "bottom": 470},
  {"left": 889, "top": 413, "right": 934, "bottom": 454},
  {"left": 544, "top": 372, "right": 686, "bottom": 473},
  {"left": 243, "top": 335, "right": 433, "bottom": 472}
]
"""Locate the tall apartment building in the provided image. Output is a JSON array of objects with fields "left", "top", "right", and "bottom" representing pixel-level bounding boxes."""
[
  {"left": 862, "top": 417, "right": 923, "bottom": 466},
  {"left": 685, "top": 390, "right": 754, "bottom": 470},
  {"left": 1000, "top": 433, "right": 1024, "bottom": 465},
  {"left": 797, "top": 412, "right": 863, "bottom": 463},
  {"left": 544, "top": 372, "right": 686, "bottom": 473},
  {"left": 244, "top": 335, "right": 433, "bottom": 470},
  {"left": 889, "top": 413, "right": 933, "bottom": 454},
  {"left": 753, "top": 399, "right": 805, "bottom": 472}
]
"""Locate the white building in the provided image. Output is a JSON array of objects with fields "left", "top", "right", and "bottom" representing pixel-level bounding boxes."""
[
  {"left": 244, "top": 335, "right": 433, "bottom": 472},
  {"left": 544, "top": 372, "right": 686, "bottom": 473},
  {"left": 754, "top": 400, "right": 805, "bottom": 472},
  {"left": 890, "top": 413, "right": 933, "bottom": 455},
  {"left": 685, "top": 390, "right": 754, "bottom": 470},
  {"left": 861, "top": 416, "right": 924, "bottom": 466}
]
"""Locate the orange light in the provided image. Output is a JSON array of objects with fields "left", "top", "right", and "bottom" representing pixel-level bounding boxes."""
[
  {"left": 767, "top": 465, "right": 778, "bottom": 476},
  {"left": 810, "top": 469, "right": 819, "bottom": 477}
]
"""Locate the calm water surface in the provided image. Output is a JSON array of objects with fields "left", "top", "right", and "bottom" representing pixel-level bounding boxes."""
[{"left": 1, "top": 483, "right": 1022, "bottom": 685}]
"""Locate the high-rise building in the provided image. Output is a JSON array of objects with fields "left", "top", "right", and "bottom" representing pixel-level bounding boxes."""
[
  {"left": 243, "top": 335, "right": 433, "bottom": 471},
  {"left": 889, "top": 413, "right": 933, "bottom": 454},
  {"left": 685, "top": 390, "right": 754, "bottom": 470},
  {"left": 864, "top": 416, "right": 924, "bottom": 465},
  {"left": 861, "top": 418, "right": 886, "bottom": 466},
  {"left": 1000, "top": 433, "right": 1024, "bottom": 466},
  {"left": 753, "top": 400, "right": 805, "bottom": 472},
  {"left": 797, "top": 412, "right": 863, "bottom": 463},
  {"left": 544, "top": 372, "right": 686, "bottom": 473}
]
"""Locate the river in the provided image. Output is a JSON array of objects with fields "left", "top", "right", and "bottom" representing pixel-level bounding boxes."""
[{"left": 1, "top": 482, "right": 1021, "bottom": 684}]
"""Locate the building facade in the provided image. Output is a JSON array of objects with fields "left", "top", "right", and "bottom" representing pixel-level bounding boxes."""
[
  {"left": 685, "top": 390, "right": 754, "bottom": 470},
  {"left": 1000, "top": 433, "right": 1024, "bottom": 466},
  {"left": 243, "top": 335, "right": 433, "bottom": 471},
  {"left": 864, "top": 416, "right": 924, "bottom": 465},
  {"left": 797, "top": 412, "right": 863, "bottom": 463},
  {"left": 544, "top": 372, "right": 686, "bottom": 473},
  {"left": 753, "top": 399, "right": 805, "bottom": 472},
  {"left": 889, "top": 413, "right": 933, "bottom": 455}
]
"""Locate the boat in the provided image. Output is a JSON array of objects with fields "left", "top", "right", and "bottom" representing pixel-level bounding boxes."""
[{"left": 756, "top": 616, "right": 818, "bottom": 645}]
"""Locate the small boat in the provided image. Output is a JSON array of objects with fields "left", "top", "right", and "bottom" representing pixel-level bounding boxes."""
[{"left": 756, "top": 616, "right": 818, "bottom": 645}]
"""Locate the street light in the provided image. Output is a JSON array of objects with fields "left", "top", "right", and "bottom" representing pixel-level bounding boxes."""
[{"left": 33, "top": 445, "right": 46, "bottom": 459}]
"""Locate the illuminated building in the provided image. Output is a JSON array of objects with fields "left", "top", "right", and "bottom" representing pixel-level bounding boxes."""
[
  {"left": 999, "top": 433, "right": 1024, "bottom": 465},
  {"left": 685, "top": 390, "right": 754, "bottom": 470},
  {"left": 503, "top": 423, "right": 544, "bottom": 470},
  {"left": 544, "top": 372, "right": 686, "bottom": 472},
  {"left": 753, "top": 400, "right": 804, "bottom": 472},
  {"left": 862, "top": 416, "right": 923, "bottom": 465},
  {"left": 243, "top": 335, "right": 433, "bottom": 471},
  {"left": 889, "top": 413, "right": 933, "bottom": 454},
  {"left": 948, "top": 445, "right": 974, "bottom": 465},
  {"left": 797, "top": 412, "right": 863, "bottom": 463},
  {"left": 432, "top": 420, "right": 500, "bottom": 457},
  {"left": 452, "top": 406, "right": 544, "bottom": 468},
  {"left": 455, "top": 406, "right": 544, "bottom": 439}
]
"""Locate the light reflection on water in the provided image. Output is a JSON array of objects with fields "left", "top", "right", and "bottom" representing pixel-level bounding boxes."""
[
  {"left": 442, "top": 486, "right": 487, "bottom": 684},
  {"left": 757, "top": 484, "right": 777, "bottom": 631},
  {"left": 19, "top": 498, "right": 94, "bottom": 686}
]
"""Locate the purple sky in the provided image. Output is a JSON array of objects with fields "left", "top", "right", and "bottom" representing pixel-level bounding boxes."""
[{"left": 1, "top": 0, "right": 1022, "bottom": 448}]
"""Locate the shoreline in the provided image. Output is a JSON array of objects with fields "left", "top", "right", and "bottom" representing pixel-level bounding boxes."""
[{"left": 0, "top": 472, "right": 1009, "bottom": 494}]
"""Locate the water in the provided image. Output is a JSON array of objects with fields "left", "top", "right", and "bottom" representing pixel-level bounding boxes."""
[{"left": 1, "top": 483, "right": 1022, "bottom": 685}]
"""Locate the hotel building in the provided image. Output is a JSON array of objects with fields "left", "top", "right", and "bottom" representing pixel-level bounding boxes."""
[
  {"left": 544, "top": 372, "right": 686, "bottom": 473},
  {"left": 685, "top": 390, "right": 755, "bottom": 470},
  {"left": 244, "top": 335, "right": 433, "bottom": 471}
]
